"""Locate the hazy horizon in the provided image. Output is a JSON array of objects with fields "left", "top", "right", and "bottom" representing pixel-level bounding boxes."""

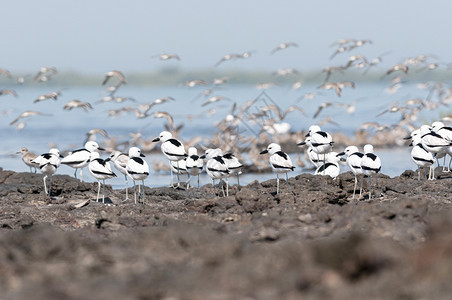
[{"left": 1, "top": 0, "right": 452, "bottom": 74}]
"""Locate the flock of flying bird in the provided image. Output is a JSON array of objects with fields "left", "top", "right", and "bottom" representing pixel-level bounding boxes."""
[{"left": 5, "top": 38, "right": 452, "bottom": 202}]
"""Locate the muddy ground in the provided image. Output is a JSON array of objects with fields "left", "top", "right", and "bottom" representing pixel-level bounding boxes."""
[{"left": 0, "top": 166, "right": 452, "bottom": 300}]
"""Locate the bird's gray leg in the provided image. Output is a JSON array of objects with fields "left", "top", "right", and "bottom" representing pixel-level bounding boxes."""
[
  {"left": 359, "top": 175, "right": 364, "bottom": 198},
  {"left": 220, "top": 179, "right": 226, "bottom": 197},
  {"left": 96, "top": 181, "right": 101, "bottom": 202},
  {"left": 169, "top": 161, "right": 174, "bottom": 187},
  {"left": 176, "top": 161, "right": 181, "bottom": 187},
  {"left": 187, "top": 174, "right": 191, "bottom": 189},
  {"left": 124, "top": 174, "right": 129, "bottom": 201},
  {"left": 368, "top": 175, "right": 372, "bottom": 200},
  {"left": 376, "top": 174, "right": 380, "bottom": 197},
  {"left": 353, "top": 174, "right": 357, "bottom": 199},
  {"left": 43, "top": 175, "right": 48, "bottom": 197},
  {"left": 133, "top": 180, "right": 137, "bottom": 204},
  {"left": 49, "top": 175, "right": 53, "bottom": 198},
  {"left": 142, "top": 180, "right": 145, "bottom": 205},
  {"left": 225, "top": 178, "right": 229, "bottom": 197},
  {"left": 276, "top": 173, "right": 280, "bottom": 194},
  {"left": 102, "top": 180, "right": 106, "bottom": 204}
]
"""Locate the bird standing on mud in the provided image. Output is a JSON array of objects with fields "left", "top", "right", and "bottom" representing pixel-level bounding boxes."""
[
  {"left": 126, "top": 147, "right": 149, "bottom": 205},
  {"left": 88, "top": 152, "right": 116, "bottom": 204},
  {"left": 60, "top": 141, "right": 105, "bottom": 182},
  {"left": 32, "top": 148, "right": 63, "bottom": 198},
  {"left": 152, "top": 131, "right": 187, "bottom": 188},
  {"left": 260, "top": 143, "right": 294, "bottom": 194},
  {"left": 17, "top": 147, "right": 39, "bottom": 173}
]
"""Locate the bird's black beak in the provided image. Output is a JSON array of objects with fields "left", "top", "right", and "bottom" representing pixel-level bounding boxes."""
[
  {"left": 337, "top": 152, "right": 345, "bottom": 156},
  {"left": 305, "top": 132, "right": 310, "bottom": 137},
  {"left": 260, "top": 150, "right": 268, "bottom": 154},
  {"left": 98, "top": 147, "right": 105, "bottom": 151},
  {"left": 105, "top": 157, "right": 111, "bottom": 162},
  {"left": 152, "top": 137, "right": 160, "bottom": 142},
  {"left": 59, "top": 154, "right": 64, "bottom": 158},
  {"left": 297, "top": 141, "right": 306, "bottom": 146},
  {"left": 140, "top": 153, "right": 145, "bottom": 157},
  {"left": 200, "top": 154, "right": 206, "bottom": 159},
  {"left": 403, "top": 135, "right": 411, "bottom": 140}
]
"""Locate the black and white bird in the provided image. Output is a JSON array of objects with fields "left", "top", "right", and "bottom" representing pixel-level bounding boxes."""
[
  {"left": 260, "top": 143, "right": 294, "bottom": 194},
  {"left": 110, "top": 151, "right": 130, "bottom": 201},
  {"left": 152, "top": 131, "right": 187, "bottom": 188},
  {"left": 339, "top": 146, "right": 364, "bottom": 199},
  {"left": 305, "top": 125, "right": 334, "bottom": 174},
  {"left": 60, "top": 141, "right": 104, "bottom": 182},
  {"left": 88, "top": 152, "right": 117, "bottom": 203},
  {"left": 314, "top": 152, "right": 342, "bottom": 179},
  {"left": 170, "top": 158, "right": 187, "bottom": 177},
  {"left": 407, "top": 132, "right": 434, "bottom": 180},
  {"left": 360, "top": 144, "right": 381, "bottom": 200},
  {"left": 16, "top": 147, "right": 39, "bottom": 173},
  {"left": 222, "top": 152, "right": 244, "bottom": 188},
  {"left": 126, "top": 147, "right": 149, "bottom": 205},
  {"left": 431, "top": 121, "right": 452, "bottom": 172},
  {"left": 185, "top": 147, "right": 204, "bottom": 189},
  {"left": 420, "top": 125, "right": 452, "bottom": 179},
  {"left": 297, "top": 137, "right": 326, "bottom": 169},
  {"left": 204, "top": 148, "right": 230, "bottom": 196},
  {"left": 31, "top": 148, "right": 63, "bottom": 198}
]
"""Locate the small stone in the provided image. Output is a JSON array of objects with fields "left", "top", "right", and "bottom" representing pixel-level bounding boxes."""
[{"left": 298, "top": 213, "right": 313, "bottom": 224}]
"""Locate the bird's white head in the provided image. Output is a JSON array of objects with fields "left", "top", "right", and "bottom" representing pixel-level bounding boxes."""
[
  {"left": 419, "top": 125, "right": 432, "bottom": 135},
  {"left": 431, "top": 121, "right": 445, "bottom": 132},
  {"left": 363, "top": 144, "right": 374, "bottom": 154},
  {"left": 109, "top": 150, "right": 122, "bottom": 161},
  {"left": 153, "top": 131, "right": 173, "bottom": 143},
  {"left": 188, "top": 147, "right": 198, "bottom": 156},
  {"left": 343, "top": 145, "right": 359, "bottom": 156},
  {"left": 85, "top": 141, "right": 104, "bottom": 152},
  {"left": 49, "top": 148, "right": 60, "bottom": 157},
  {"left": 307, "top": 125, "right": 321, "bottom": 136},
  {"left": 262, "top": 143, "right": 282, "bottom": 155},
  {"left": 128, "top": 147, "right": 144, "bottom": 158},
  {"left": 204, "top": 148, "right": 223, "bottom": 159}
]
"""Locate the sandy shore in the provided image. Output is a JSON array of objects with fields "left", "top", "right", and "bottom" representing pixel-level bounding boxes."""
[{"left": 1, "top": 167, "right": 452, "bottom": 299}]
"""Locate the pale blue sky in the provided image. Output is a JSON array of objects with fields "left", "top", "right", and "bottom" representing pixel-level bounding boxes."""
[{"left": 1, "top": 0, "right": 451, "bottom": 73}]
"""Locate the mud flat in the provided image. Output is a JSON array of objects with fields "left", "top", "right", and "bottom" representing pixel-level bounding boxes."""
[{"left": 0, "top": 167, "right": 452, "bottom": 299}]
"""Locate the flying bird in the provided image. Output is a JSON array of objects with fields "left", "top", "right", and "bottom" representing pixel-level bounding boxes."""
[
  {"left": 270, "top": 42, "right": 298, "bottom": 55},
  {"left": 152, "top": 53, "right": 181, "bottom": 60},
  {"left": 0, "top": 89, "right": 18, "bottom": 97},
  {"left": 202, "top": 96, "right": 231, "bottom": 107},
  {"left": 102, "top": 70, "right": 127, "bottom": 85},
  {"left": 34, "top": 66, "right": 57, "bottom": 81},
  {"left": 34, "top": 90, "right": 63, "bottom": 103},
  {"left": 63, "top": 100, "right": 93, "bottom": 112},
  {"left": 154, "top": 111, "right": 175, "bottom": 129},
  {"left": 10, "top": 111, "right": 51, "bottom": 125}
]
